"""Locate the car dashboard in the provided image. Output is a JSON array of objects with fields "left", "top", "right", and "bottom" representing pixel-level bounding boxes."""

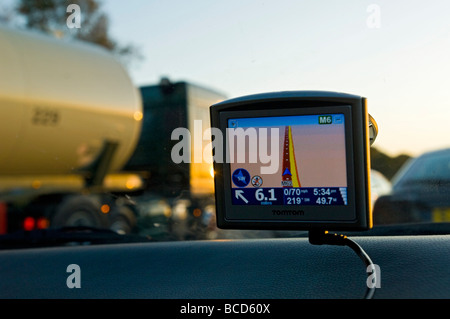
[{"left": 1, "top": 232, "right": 449, "bottom": 300}]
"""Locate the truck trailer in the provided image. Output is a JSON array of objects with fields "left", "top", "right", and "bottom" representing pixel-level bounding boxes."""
[{"left": 0, "top": 26, "right": 226, "bottom": 240}]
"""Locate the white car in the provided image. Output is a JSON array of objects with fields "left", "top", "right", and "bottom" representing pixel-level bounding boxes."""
[{"left": 370, "top": 169, "right": 392, "bottom": 208}]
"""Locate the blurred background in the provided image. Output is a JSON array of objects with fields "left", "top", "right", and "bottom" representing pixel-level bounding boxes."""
[
  {"left": 2, "top": 0, "right": 450, "bottom": 158},
  {"left": 1, "top": 0, "right": 450, "bottom": 242}
]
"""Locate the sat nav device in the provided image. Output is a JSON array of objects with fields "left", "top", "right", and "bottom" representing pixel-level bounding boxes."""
[{"left": 210, "top": 91, "right": 373, "bottom": 231}]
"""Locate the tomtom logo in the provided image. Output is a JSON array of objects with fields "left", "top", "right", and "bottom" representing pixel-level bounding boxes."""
[{"left": 272, "top": 209, "right": 305, "bottom": 216}]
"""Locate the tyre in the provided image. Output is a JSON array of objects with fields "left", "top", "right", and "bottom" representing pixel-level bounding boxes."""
[
  {"left": 109, "top": 205, "right": 137, "bottom": 234},
  {"left": 51, "top": 195, "right": 106, "bottom": 228}
]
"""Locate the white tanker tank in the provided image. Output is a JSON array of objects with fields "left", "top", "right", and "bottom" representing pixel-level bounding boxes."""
[{"left": 0, "top": 26, "right": 144, "bottom": 234}]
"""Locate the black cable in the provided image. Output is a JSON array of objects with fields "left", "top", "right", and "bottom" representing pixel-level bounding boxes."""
[{"left": 309, "top": 230, "right": 377, "bottom": 299}]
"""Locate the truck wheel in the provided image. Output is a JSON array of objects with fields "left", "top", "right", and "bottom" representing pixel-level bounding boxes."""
[
  {"left": 109, "top": 206, "right": 137, "bottom": 234},
  {"left": 52, "top": 196, "right": 106, "bottom": 228}
]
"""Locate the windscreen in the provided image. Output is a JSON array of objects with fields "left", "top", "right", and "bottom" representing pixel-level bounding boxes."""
[{"left": 227, "top": 113, "right": 348, "bottom": 206}]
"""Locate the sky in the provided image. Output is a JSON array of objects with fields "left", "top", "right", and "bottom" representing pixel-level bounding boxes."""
[
  {"left": 5, "top": 0, "right": 450, "bottom": 158},
  {"left": 103, "top": 0, "right": 450, "bottom": 158}
]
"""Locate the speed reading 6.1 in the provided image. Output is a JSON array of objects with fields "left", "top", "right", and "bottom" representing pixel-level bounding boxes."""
[{"left": 232, "top": 187, "right": 346, "bottom": 206}]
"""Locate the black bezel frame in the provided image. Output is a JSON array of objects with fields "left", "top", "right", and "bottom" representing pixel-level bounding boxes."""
[{"left": 210, "top": 91, "right": 372, "bottom": 231}]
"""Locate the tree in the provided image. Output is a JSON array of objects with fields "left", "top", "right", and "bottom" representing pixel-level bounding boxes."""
[
  {"left": 370, "top": 147, "right": 411, "bottom": 180},
  {"left": 3, "top": 0, "right": 142, "bottom": 67}
]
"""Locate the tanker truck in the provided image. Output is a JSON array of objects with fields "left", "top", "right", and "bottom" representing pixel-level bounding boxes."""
[{"left": 0, "top": 26, "right": 226, "bottom": 240}]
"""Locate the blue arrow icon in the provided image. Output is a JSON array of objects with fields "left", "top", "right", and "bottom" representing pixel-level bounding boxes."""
[{"left": 282, "top": 168, "right": 292, "bottom": 176}]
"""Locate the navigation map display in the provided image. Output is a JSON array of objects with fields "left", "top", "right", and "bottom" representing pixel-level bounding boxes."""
[{"left": 228, "top": 114, "right": 348, "bottom": 206}]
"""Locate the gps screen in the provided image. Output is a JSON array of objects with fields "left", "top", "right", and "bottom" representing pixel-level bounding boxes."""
[{"left": 228, "top": 114, "right": 348, "bottom": 206}]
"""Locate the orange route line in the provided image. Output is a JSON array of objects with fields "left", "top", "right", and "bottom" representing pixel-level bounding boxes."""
[
  {"left": 282, "top": 126, "right": 291, "bottom": 187},
  {"left": 288, "top": 126, "right": 301, "bottom": 187}
]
